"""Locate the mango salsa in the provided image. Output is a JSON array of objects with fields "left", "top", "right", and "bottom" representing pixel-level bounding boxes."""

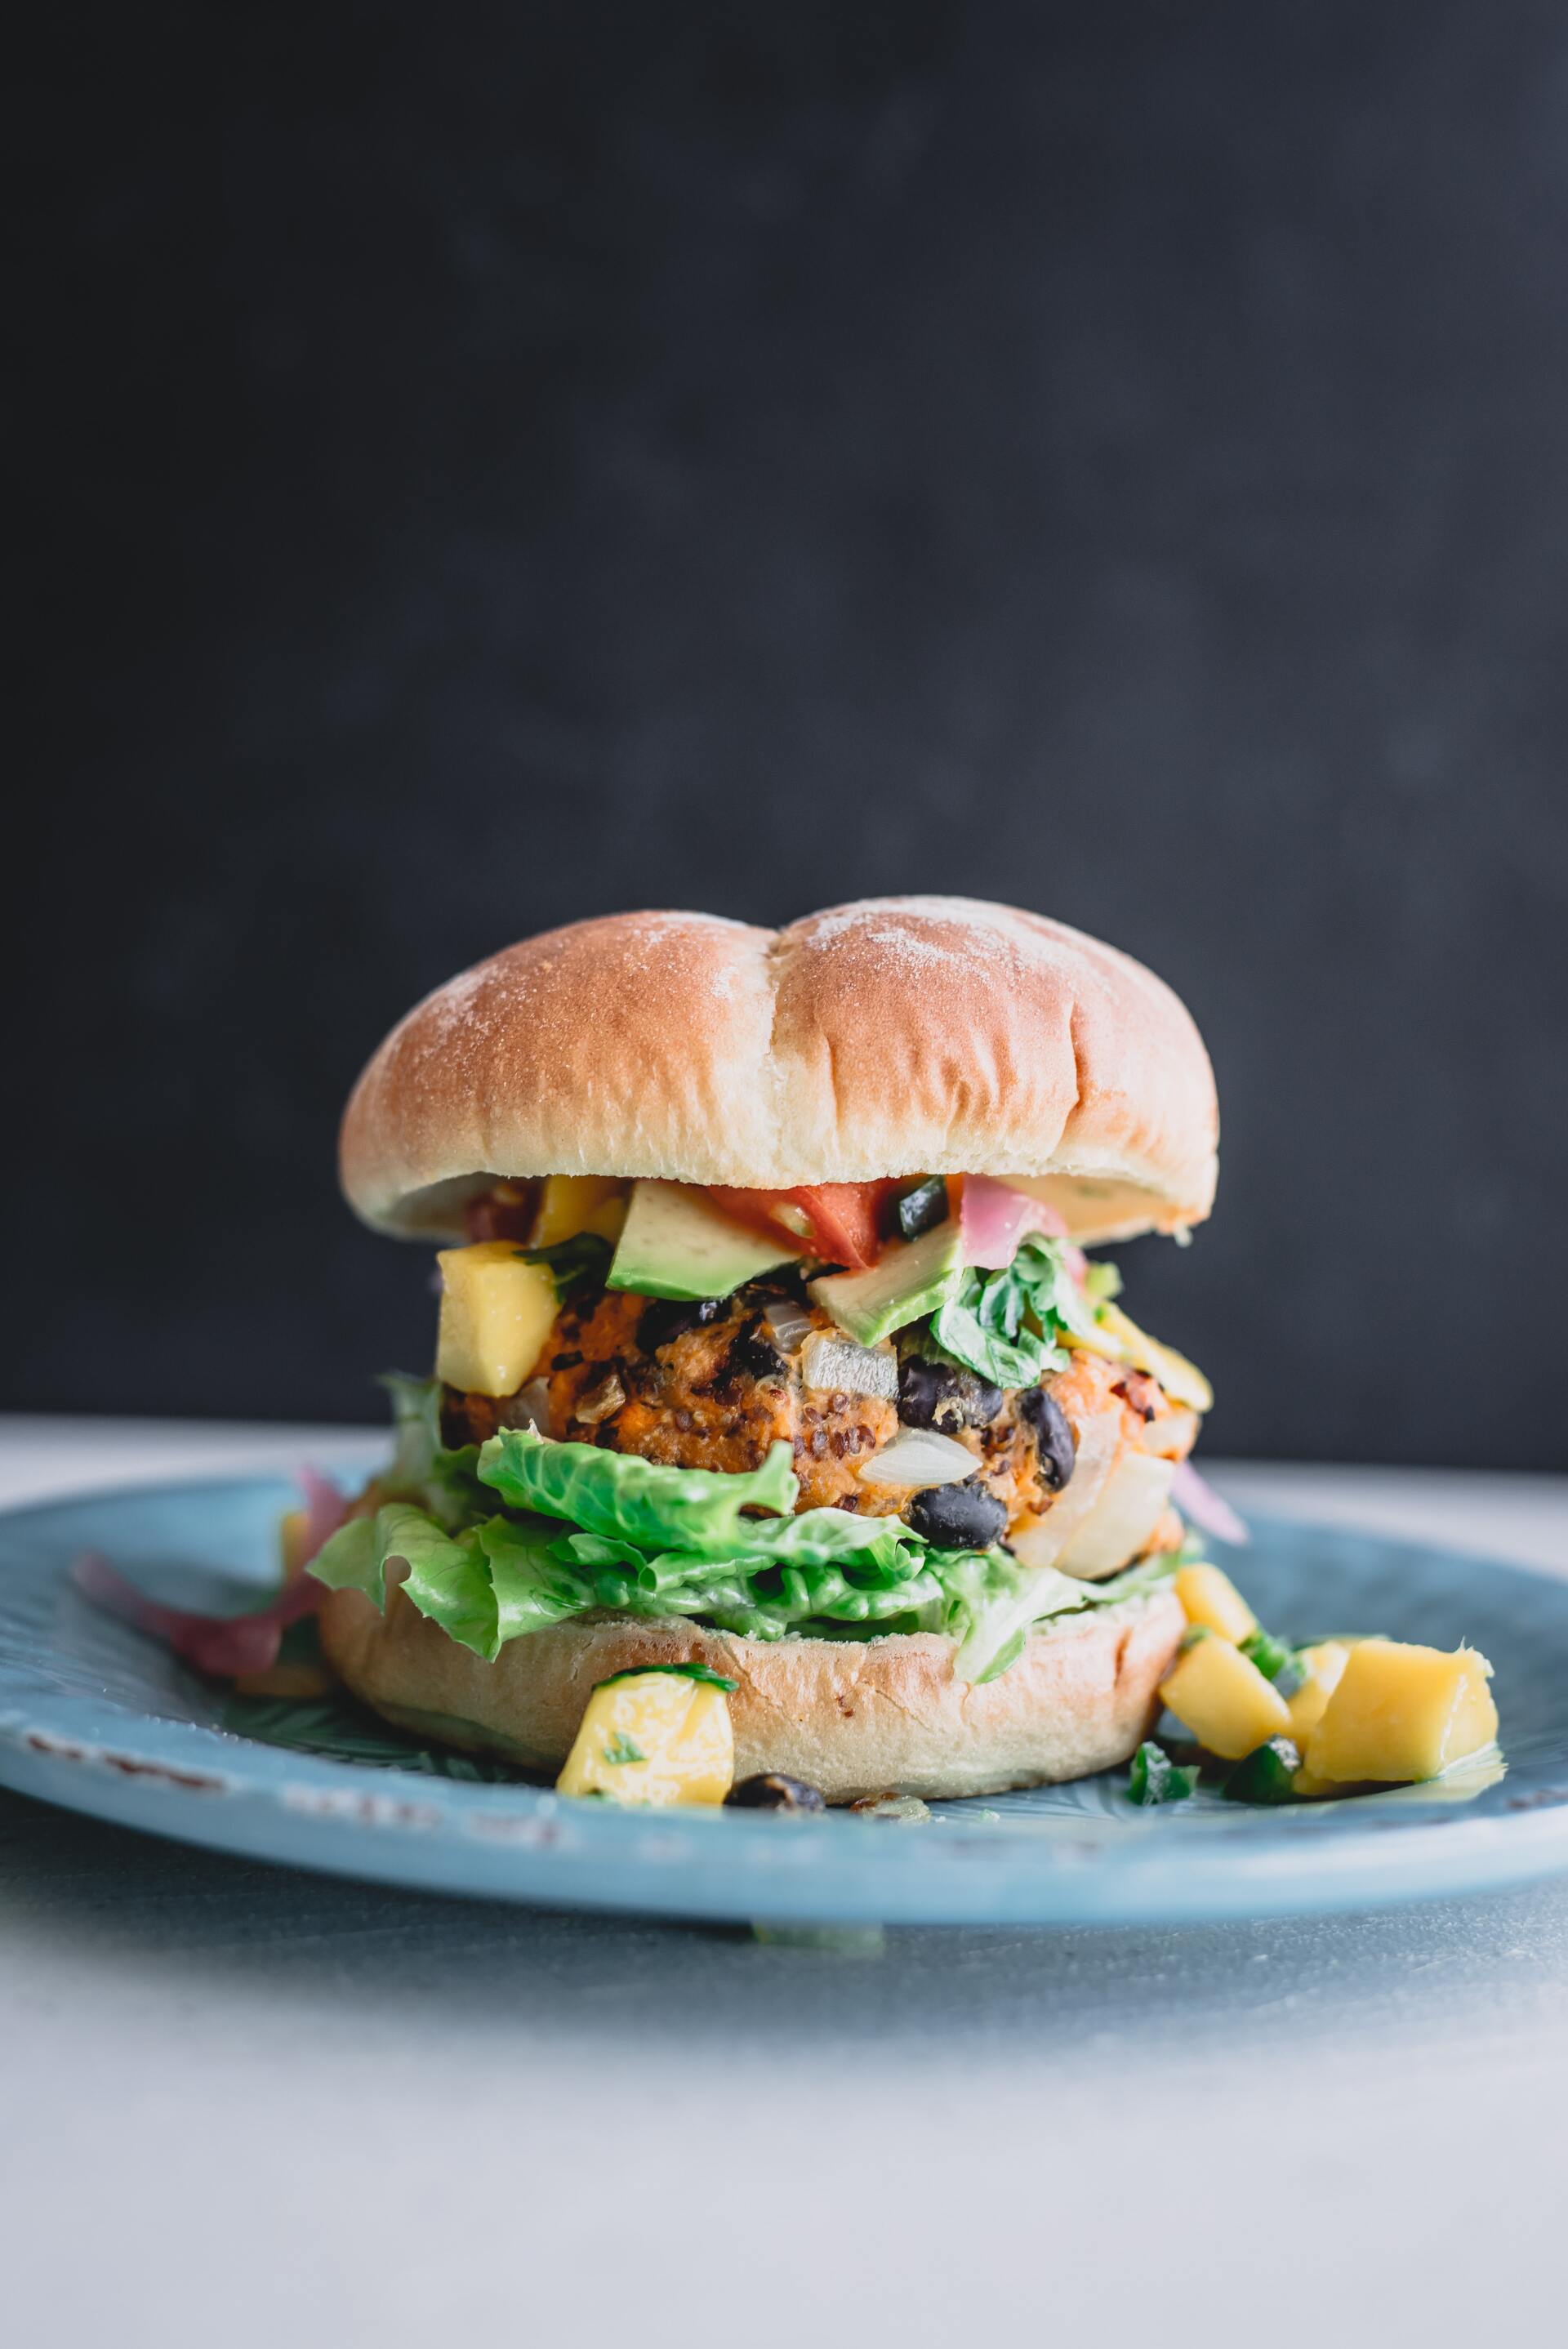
[
  {"left": 1159, "top": 1632, "right": 1293, "bottom": 1759},
  {"left": 1284, "top": 1641, "right": 1352, "bottom": 1749},
  {"left": 557, "top": 1670, "right": 735, "bottom": 1806},
  {"left": 1064, "top": 1303, "right": 1214, "bottom": 1414},
  {"left": 1303, "top": 1638, "right": 1498, "bottom": 1785},
  {"left": 529, "top": 1174, "right": 628, "bottom": 1248},
  {"left": 1174, "top": 1562, "right": 1258, "bottom": 1644},
  {"left": 435, "top": 1241, "right": 559, "bottom": 1397}
]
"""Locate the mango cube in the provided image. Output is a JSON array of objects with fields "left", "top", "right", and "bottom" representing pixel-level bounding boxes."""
[
  {"left": 529, "top": 1174, "right": 628, "bottom": 1248},
  {"left": 435, "top": 1241, "right": 559, "bottom": 1396},
  {"left": 1303, "top": 1639, "right": 1498, "bottom": 1785},
  {"left": 1159, "top": 1632, "right": 1292, "bottom": 1759},
  {"left": 1285, "top": 1641, "right": 1352, "bottom": 1749},
  {"left": 557, "top": 1671, "right": 734, "bottom": 1806},
  {"left": 1174, "top": 1562, "right": 1257, "bottom": 1643}
]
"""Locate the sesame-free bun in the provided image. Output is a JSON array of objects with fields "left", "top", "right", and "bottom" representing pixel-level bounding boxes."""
[
  {"left": 339, "top": 897, "right": 1218, "bottom": 1246},
  {"left": 318, "top": 1574, "right": 1185, "bottom": 1803}
]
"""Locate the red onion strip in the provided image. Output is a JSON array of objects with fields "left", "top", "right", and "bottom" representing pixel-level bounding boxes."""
[
  {"left": 1171, "top": 1460, "right": 1250, "bottom": 1546},
  {"left": 71, "top": 1551, "right": 324, "bottom": 1676},
  {"left": 959, "top": 1174, "right": 1070, "bottom": 1269},
  {"left": 70, "top": 1464, "right": 350, "bottom": 1678}
]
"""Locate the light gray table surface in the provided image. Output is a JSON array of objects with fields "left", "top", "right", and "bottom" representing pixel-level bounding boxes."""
[{"left": 3, "top": 1416, "right": 1566, "bottom": 2348}]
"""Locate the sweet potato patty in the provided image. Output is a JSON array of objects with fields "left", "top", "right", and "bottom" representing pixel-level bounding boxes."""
[{"left": 442, "top": 1276, "right": 1197, "bottom": 1545}]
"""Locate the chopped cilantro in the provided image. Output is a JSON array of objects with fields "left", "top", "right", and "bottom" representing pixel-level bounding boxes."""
[
  {"left": 598, "top": 1662, "right": 740, "bottom": 1692},
  {"left": 513, "top": 1234, "right": 612, "bottom": 1294},
  {"left": 602, "top": 1732, "right": 646, "bottom": 1766},
  {"left": 1127, "top": 1741, "right": 1199, "bottom": 1806}
]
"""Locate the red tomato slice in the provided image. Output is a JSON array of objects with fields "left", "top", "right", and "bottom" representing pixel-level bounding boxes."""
[{"left": 707, "top": 1182, "right": 898, "bottom": 1270}]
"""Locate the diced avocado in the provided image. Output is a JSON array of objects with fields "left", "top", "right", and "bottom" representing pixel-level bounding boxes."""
[
  {"left": 1223, "top": 1737, "right": 1303, "bottom": 1803},
  {"left": 607, "top": 1181, "right": 801, "bottom": 1301},
  {"left": 808, "top": 1219, "right": 965, "bottom": 1347}
]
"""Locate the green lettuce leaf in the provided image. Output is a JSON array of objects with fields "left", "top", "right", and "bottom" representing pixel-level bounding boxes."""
[
  {"left": 948, "top": 1548, "right": 1179, "bottom": 1685},
  {"left": 317, "top": 1417, "right": 1178, "bottom": 1678},
  {"left": 477, "top": 1425, "right": 799, "bottom": 1557},
  {"left": 310, "top": 1503, "right": 499, "bottom": 1653},
  {"left": 478, "top": 1514, "right": 589, "bottom": 1641},
  {"left": 310, "top": 1470, "right": 1176, "bottom": 1674}
]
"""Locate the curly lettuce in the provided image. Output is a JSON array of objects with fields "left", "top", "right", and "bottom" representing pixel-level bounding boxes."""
[{"left": 311, "top": 1401, "right": 1174, "bottom": 1680}]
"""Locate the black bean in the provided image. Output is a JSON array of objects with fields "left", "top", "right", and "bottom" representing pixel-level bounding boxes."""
[
  {"left": 906, "top": 1478, "right": 1009, "bottom": 1549},
  {"left": 1018, "top": 1386, "right": 1076, "bottom": 1491},
  {"left": 721, "top": 1317, "right": 783, "bottom": 1384},
  {"left": 893, "top": 1176, "right": 950, "bottom": 1240},
  {"left": 726, "top": 1773, "right": 828, "bottom": 1812},
  {"left": 637, "top": 1296, "right": 725, "bottom": 1352},
  {"left": 898, "top": 1355, "right": 1004, "bottom": 1432}
]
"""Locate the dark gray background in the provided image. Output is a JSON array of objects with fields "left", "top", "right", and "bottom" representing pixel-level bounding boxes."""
[{"left": 11, "top": 2, "right": 1567, "bottom": 1464}]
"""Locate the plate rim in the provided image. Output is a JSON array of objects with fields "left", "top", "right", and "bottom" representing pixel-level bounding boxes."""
[{"left": 4, "top": 1469, "right": 1568, "bottom": 1927}]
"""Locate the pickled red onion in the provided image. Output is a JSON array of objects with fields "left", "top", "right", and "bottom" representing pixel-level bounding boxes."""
[
  {"left": 959, "top": 1174, "right": 1069, "bottom": 1268},
  {"left": 1171, "top": 1460, "right": 1250, "bottom": 1546},
  {"left": 71, "top": 1549, "right": 323, "bottom": 1677},
  {"left": 70, "top": 1464, "right": 350, "bottom": 1677}
]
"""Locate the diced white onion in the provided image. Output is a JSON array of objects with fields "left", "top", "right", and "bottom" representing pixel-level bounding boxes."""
[
  {"left": 1055, "top": 1451, "right": 1176, "bottom": 1578},
  {"left": 509, "top": 1377, "right": 552, "bottom": 1433},
  {"left": 800, "top": 1330, "right": 898, "bottom": 1399},
  {"left": 573, "top": 1372, "right": 626, "bottom": 1427},
  {"left": 858, "top": 1425, "right": 977, "bottom": 1490},
  {"left": 1140, "top": 1405, "right": 1200, "bottom": 1460},
  {"left": 1009, "top": 1410, "right": 1120, "bottom": 1568},
  {"left": 762, "top": 1298, "right": 814, "bottom": 1353}
]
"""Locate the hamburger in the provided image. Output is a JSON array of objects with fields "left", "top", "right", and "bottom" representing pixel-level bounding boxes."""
[{"left": 311, "top": 895, "right": 1220, "bottom": 1803}]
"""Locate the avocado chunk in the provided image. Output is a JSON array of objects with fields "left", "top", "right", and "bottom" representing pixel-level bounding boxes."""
[
  {"left": 607, "top": 1181, "right": 802, "bottom": 1301},
  {"left": 808, "top": 1218, "right": 965, "bottom": 1346}
]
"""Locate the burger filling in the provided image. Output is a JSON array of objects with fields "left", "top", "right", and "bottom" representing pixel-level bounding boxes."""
[{"left": 312, "top": 1174, "right": 1213, "bottom": 1686}]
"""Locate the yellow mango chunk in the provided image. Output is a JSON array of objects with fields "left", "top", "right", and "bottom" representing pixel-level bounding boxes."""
[
  {"left": 435, "top": 1241, "right": 559, "bottom": 1396},
  {"left": 557, "top": 1671, "right": 734, "bottom": 1807},
  {"left": 1285, "top": 1641, "right": 1352, "bottom": 1748},
  {"left": 1160, "top": 1633, "right": 1292, "bottom": 1759},
  {"left": 1174, "top": 1562, "right": 1257, "bottom": 1643},
  {"left": 1303, "top": 1639, "right": 1498, "bottom": 1785},
  {"left": 278, "top": 1508, "right": 311, "bottom": 1583},
  {"left": 529, "top": 1175, "right": 629, "bottom": 1248},
  {"left": 1065, "top": 1303, "right": 1213, "bottom": 1413}
]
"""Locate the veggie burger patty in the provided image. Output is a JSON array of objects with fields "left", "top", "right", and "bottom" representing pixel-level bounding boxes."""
[{"left": 441, "top": 1266, "right": 1197, "bottom": 1552}]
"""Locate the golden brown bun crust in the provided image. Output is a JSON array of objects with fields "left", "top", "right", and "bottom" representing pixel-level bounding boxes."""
[
  {"left": 318, "top": 1577, "right": 1184, "bottom": 1803},
  {"left": 339, "top": 898, "right": 1217, "bottom": 1243}
]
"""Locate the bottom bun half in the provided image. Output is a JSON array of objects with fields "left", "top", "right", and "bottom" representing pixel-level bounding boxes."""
[{"left": 318, "top": 1572, "right": 1185, "bottom": 1803}]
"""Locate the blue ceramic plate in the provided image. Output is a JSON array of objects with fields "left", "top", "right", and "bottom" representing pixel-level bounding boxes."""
[{"left": 2, "top": 1473, "right": 1566, "bottom": 1925}]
